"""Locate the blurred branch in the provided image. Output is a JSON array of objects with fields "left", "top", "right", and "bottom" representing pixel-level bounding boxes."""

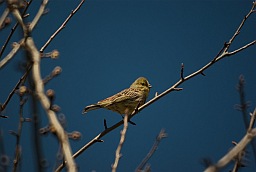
[
  {"left": 25, "top": 37, "right": 76, "bottom": 172},
  {"left": 111, "top": 112, "right": 129, "bottom": 172},
  {"left": 0, "top": 64, "right": 31, "bottom": 112},
  {"left": 55, "top": 2, "right": 256, "bottom": 171},
  {"left": 28, "top": 0, "right": 48, "bottom": 32},
  {"left": 11, "top": 8, "right": 28, "bottom": 37},
  {"left": 0, "top": 0, "right": 32, "bottom": 59},
  {"left": 204, "top": 108, "right": 256, "bottom": 172},
  {"left": 12, "top": 90, "right": 29, "bottom": 172},
  {"left": 234, "top": 75, "right": 256, "bottom": 168},
  {"left": 136, "top": 129, "right": 167, "bottom": 172},
  {"left": 0, "top": 39, "right": 24, "bottom": 68},
  {"left": 30, "top": 88, "right": 45, "bottom": 172},
  {"left": 43, "top": 66, "right": 62, "bottom": 85},
  {"left": 40, "top": 0, "right": 85, "bottom": 52},
  {"left": 0, "top": 8, "right": 10, "bottom": 28},
  {"left": 235, "top": 75, "right": 250, "bottom": 128}
]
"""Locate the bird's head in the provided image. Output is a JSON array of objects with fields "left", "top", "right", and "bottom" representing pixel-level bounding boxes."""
[{"left": 130, "top": 77, "right": 152, "bottom": 90}]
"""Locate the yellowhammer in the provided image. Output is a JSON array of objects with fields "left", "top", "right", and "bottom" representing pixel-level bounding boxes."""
[{"left": 82, "top": 77, "right": 151, "bottom": 115}]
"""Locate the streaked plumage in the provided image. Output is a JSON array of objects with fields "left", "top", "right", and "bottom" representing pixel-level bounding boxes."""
[{"left": 82, "top": 77, "right": 151, "bottom": 115}]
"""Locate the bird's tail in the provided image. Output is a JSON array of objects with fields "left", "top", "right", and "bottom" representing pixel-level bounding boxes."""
[{"left": 82, "top": 104, "right": 101, "bottom": 114}]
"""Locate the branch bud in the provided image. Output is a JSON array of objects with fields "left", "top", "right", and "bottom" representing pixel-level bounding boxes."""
[
  {"left": 50, "top": 49, "right": 59, "bottom": 59},
  {"left": 52, "top": 66, "right": 62, "bottom": 76},
  {"left": 19, "top": 86, "right": 27, "bottom": 96},
  {"left": 46, "top": 89, "right": 55, "bottom": 99}
]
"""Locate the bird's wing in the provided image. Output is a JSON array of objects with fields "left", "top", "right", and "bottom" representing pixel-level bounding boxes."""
[{"left": 97, "top": 88, "right": 141, "bottom": 106}]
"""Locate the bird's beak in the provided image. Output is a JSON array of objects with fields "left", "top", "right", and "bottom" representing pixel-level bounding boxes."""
[{"left": 148, "top": 83, "right": 152, "bottom": 88}]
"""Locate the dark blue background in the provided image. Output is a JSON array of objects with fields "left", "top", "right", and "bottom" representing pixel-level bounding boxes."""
[{"left": 1, "top": 0, "right": 256, "bottom": 171}]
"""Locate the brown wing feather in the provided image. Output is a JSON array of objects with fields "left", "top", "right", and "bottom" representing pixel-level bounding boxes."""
[{"left": 98, "top": 88, "right": 142, "bottom": 106}]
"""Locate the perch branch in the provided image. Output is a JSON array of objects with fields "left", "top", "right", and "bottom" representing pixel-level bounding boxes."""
[{"left": 55, "top": 1, "right": 256, "bottom": 171}]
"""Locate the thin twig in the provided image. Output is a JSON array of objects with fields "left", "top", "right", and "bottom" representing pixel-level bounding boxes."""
[
  {"left": 223, "top": 1, "right": 256, "bottom": 52},
  {"left": 136, "top": 129, "right": 167, "bottom": 172},
  {"left": 111, "top": 112, "right": 129, "bottom": 172},
  {"left": 227, "top": 40, "right": 256, "bottom": 56},
  {"left": 40, "top": 0, "right": 85, "bottom": 52},
  {"left": 180, "top": 63, "right": 184, "bottom": 80},
  {"left": 0, "top": 64, "right": 31, "bottom": 112}
]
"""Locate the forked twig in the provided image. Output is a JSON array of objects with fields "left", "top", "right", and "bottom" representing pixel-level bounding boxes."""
[{"left": 223, "top": 1, "right": 256, "bottom": 53}]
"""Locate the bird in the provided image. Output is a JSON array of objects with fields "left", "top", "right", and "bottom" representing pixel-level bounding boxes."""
[{"left": 82, "top": 77, "right": 151, "bottom": 115}]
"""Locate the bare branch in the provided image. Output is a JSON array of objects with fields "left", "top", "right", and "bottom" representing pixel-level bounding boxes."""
[
  {"left": 111, "top": 112, "right": 129, "bottom": 172},
  {"left": 40, "top": 0, "right": 85, "bottom": 52},
  {"left": 227, "top": 40, "right": 256, "bottom": 56}
]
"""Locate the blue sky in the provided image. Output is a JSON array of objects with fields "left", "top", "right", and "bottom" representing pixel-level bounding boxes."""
[{"left": 1, "top": 0, "right": 256, "bottom": 171}]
